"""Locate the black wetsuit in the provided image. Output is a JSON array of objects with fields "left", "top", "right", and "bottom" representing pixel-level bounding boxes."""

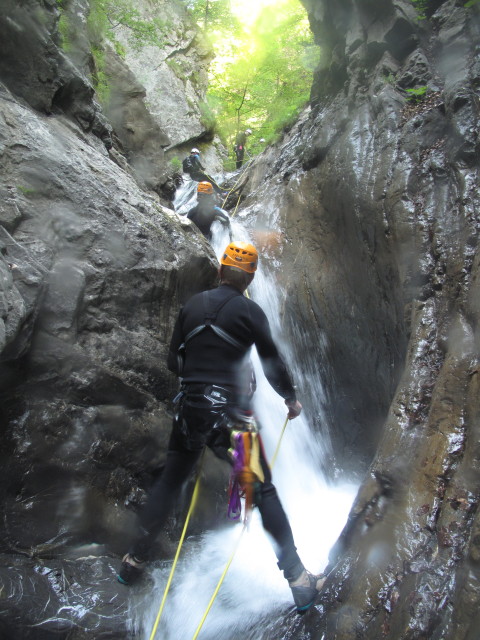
[
  {"left": 130, "top": 285, "right": 303, "bottom": 581},
  {"left": 187, "top": 202, "right": 230, "bottom": 240},
  {"left": 234, "top": 132, "right": 247, "bottom": 168},
  {"left": 186, "top": 154, "right": 224, "bottom": 195}
]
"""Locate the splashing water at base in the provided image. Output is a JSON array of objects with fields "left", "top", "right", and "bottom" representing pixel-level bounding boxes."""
[{"left": 130, "top": 184, "right": 358, "bottom": 639}]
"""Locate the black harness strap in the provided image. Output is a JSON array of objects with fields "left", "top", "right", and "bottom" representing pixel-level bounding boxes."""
[{"left": 181, "top": 290, "right": 246, "bottom": 351}]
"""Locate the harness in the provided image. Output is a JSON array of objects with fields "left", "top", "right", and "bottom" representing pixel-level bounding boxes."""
[
  {"left": 176, "top": 290, "right": 246, "bottom": 374},
  {"left": 228, "top": 423, "right": 265, "bottom": 523}
]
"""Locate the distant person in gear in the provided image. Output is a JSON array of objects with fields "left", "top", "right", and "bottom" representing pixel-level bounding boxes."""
[
  {"left": 182, "top": 148, "right": 225, "bottom": 195},
  {"left": 187, "top": 181, "right": 231, "bottom": 241},
  {"left": 117, "top": 241, "right": 328, "bottom": 613},
  {"left": 234, "top": 129, "right": 251, "bottom": 169}
]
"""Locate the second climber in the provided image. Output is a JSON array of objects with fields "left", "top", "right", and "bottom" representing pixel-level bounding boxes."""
[
  {"left": 182, "top": 148, "right": 225, "bottom": 196},
  {"left": 187, "top": 181, "right": 231, "bottom": 241}
]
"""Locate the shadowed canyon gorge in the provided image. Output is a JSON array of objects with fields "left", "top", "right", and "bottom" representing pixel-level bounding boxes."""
[{"left": 0, "top": 0, "right": 479, "bottom": 638}]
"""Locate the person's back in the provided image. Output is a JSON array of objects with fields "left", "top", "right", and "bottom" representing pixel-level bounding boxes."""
[
  {"left": 234, "top": 129, "right": 251, "bottom": 168},
  {"left": 187, "top": 182, "right": 230, "bottom": 239},
  {"left": 170, "top": 285, "right": 254, "bottom": 386},
  {"left": 118, "top": 241, "right": 327, "bottom": 613},
  {"left": 187, "top": 199, "right": 217, "bottom": 237},
  {"left": 168, "top": 284, "right": 295, "bottom": 403},
  {"left": 235, "top": 131, "right": 247, "bottom": 147}
]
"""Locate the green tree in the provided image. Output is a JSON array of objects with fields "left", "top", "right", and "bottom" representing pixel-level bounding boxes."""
[
  {"left": 186, "top": 0, "right": 239, "bottom": 29},
  {"left": 87, "top": 0, "right": 166, "bottom": 52},
  {"left": 203, "top": 1, "right": 320, "bottom": 152}
]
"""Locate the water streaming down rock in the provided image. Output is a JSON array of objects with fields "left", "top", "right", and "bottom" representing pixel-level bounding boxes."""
[{"left": 128, "top": 181, "right": 357, "bottom": 640}]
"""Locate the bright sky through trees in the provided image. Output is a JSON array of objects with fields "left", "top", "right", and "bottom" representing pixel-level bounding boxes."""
[
  {"left": 189, "top": 0, "right": 320, "bottom": 159},
  {"left": 230, "top": 0, "right": 291, "bottom": 27}
]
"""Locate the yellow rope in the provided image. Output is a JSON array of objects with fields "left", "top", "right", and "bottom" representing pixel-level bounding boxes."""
[
  {"left": 270, "top": 416, "right": 289, "bottom": 468},
  {"left": 192, "top": 523, "right": 247, "bottom": 640},
  {"left": 145, "top": 370, "right": 289, "bottom": 640},
  {"left": 230, "top": 191, "right": 243, "bottom": 218},
  {"left": 221, "top": 157, "right": 255, "bottom": 210},
  {"left": 148, "top": 450, "right": 205, "bottom": 640},
  {"left": 190, "top": 414, "right": 289, "bottom": 639}
]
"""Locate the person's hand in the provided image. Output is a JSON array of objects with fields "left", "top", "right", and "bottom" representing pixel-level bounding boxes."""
[{"left": 285, "top": 399, "right": 302, "bottom": 419}]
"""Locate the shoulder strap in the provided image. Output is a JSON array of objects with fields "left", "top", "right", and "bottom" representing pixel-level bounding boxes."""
[
  {"left": 203, "top": 290, "right": 238, "bottom": 324},
  {"left": 183, "top": 290, "right": 245, "bottom": 349}
]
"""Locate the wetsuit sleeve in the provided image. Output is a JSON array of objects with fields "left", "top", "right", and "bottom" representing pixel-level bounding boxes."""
[
  {"left": 167, "top": 308, "right": 184, "bottom": 374},
  {"left": 193, "top": 156, "right": 205, "bottom": 171},
  {"left": 250, "top": 303, "right": 297, "bottom": 401},
  {"left": 214, "top": 207, "right": 230, "bottom": 225}
]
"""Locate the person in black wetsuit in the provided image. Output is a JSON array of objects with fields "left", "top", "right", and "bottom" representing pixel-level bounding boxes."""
[
  {"left": 117, "top": 241, "right": 327, "bottom": 612},
  {"left": 183, "top": 148, "right": 225, "bottom": 196},
  {"left": 187, "top": 181, "right": 231, "bottom": 241},
  {"left": 234, "top": 129, "right": 251, "bottom": 169}
]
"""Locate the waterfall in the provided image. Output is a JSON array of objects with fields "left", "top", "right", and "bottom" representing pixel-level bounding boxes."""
[{"left": 130, "top": 179, "right": 358, "bottom": 640}]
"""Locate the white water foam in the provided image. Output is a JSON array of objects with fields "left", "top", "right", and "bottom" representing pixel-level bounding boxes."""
[{"left": 129, "top": 182, "right": 358, "bottom": 640}]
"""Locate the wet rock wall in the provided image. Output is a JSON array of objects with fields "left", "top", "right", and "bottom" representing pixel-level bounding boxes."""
[
  {"left": 1, "top": 0, "right": 479, "bottom": 637},
  {"left": 238, "top": 0, "right": 480, "bottom": 636},
  {"left": 0, "top": 1, "right": 222, "bottom": 636}
]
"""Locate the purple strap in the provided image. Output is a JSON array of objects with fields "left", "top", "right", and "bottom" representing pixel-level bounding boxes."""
[{"left": 227, "top": 433, "right": 245, "bottom": 520}]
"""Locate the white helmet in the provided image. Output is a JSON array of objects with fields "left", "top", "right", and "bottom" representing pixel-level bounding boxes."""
[
  {"left": 245, "top": 129, "right": 252, "bottom": 135},
  {"left": 191, "top": 148, "right": 200, "bottom": 154}
]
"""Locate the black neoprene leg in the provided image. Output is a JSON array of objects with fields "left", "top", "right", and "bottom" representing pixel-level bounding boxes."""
[
  {"left": 130, "top": 422, "right": 203, "bottom": 560},
  {"left": 255, "top": 445, "right": 303, "bottom": 581}
]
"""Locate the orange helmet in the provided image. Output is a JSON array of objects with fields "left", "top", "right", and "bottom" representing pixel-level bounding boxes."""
[
  {"left": 197, "top": 181, "right": 214, "bottom": 195},
  {"left": 220, "top": 241, "right": 258, "bottom": 273}
]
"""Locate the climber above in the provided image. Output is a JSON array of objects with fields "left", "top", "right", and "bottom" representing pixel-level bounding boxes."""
[
  {"left": 182, "top": 148, "right": 225, "bottom": 196},
  {"left": 187, "top": 181, "right": 231, "bottom": 241},
  {"left": 234, "top": 129, "right": 251, "bottom": 169},
  {"left": 117, "top": 240, "right": 327, "bottom": 612}
]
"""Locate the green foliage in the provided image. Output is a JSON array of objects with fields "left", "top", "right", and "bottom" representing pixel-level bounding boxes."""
[
  {"left": 199, "top": 100, "right": 216, "bottom": 131},
  {"left": 17, "top": 185, "right": 35, "bottom": 196},
  {"left": 166, "top": 58, "right": 184, "bottom": 77},
  {"left": 170, "top": 156, "right": 183, "bottom": 172},
  {"left": 186, "top": 0, "right": 240, "bottom": 30},
  {"left": 91, "top": 45, "right": 111, "bottom": 105},
  {"left": 405, "top": 85, "right": 428, "bottom": 101},
  {"left": 411, "top": 0, "right": 428, "bottom": 19},
  {"left": 87, "top": 0, "right": 166, "bottom": 52},
  {"left": 57, "top": 12, "right": 72, "bottom": 51},
  {"left": 464, "top": 0, "right": 480, "bottom": 6},
  {"left": 196, "top": 0, "right": 320, "bottom": 156},
  {"left": 85, "top": 0, "right": 169, "bottom": 102}
]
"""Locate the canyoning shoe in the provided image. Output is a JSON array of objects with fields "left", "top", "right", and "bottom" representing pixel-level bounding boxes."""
[
  {"left": 289, "top": 569, "right": 327, "bottom": 613},
  {"left": 117, "top": 554, "right": 145, "bottom": 585}
]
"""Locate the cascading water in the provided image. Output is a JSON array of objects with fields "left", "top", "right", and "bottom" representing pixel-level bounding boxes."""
[{"left": 129, "top": 176, "right": 358, "bottom": 640}]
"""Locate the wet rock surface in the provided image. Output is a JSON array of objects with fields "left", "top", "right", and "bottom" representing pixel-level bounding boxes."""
[
  {"left": 235, "top": 0, "right": 479, "bottom": 637},
  {"left": 0, "top": 553, "right": 131, "bottom": 639},
  {"left": 0, "top": 69, "right": 217, "bottom": 638},
  {"left": 1, "top": 0, "right": 480, "bottom": 637}
]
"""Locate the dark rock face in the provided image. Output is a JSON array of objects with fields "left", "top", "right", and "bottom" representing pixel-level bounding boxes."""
[
  {"left": 0, "top": 0, "right": 113, "bottom": 148},
  {"left": 0, "top": 75, "right": 217, "bottom": 635},
  {"left": 234, "top": 0, "right": 479, "bottom": 636},
  {"left": 1, "top": 0, "right": 480, "bottom": 637},
  {"left": 0, "top": 1, "right": 226, "bottom": 635},
  {"left": 102, "top": 47, "right": 172, "bottom": 192}
]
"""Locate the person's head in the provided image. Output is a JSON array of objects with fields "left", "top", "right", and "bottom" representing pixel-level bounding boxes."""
[
  {"left": 245, "top": 129, "right": 252, "bottom": 136},
  {"left": 191, "top": 148, "right": 200, "bottom": 155},
  {"left": 219, "top": 241, "right": 258, "bottom": 292},
  {"left": 197, "top": 181, "right": 214, "bottom": 198}
]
